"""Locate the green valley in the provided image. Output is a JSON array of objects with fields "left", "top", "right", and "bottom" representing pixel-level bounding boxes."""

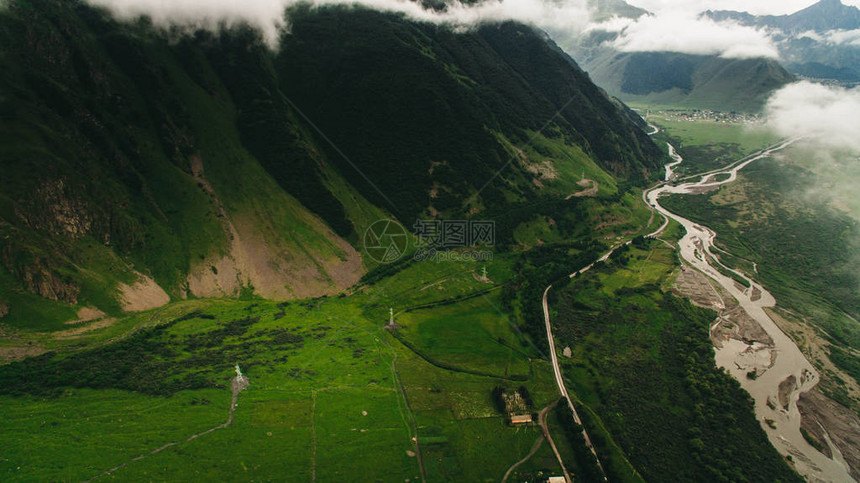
[{"left": 2, "top": 0, "right": 857, "bottom": 482}]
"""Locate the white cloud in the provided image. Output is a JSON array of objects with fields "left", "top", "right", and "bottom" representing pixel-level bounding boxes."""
[
  {"left": 795, "top": 28, "right": 860, "bottom": 46},
  {"left": 627, "top": 0, "right": 860, "bottom": 16},
  {"left": 822, "top": 28, "right": 860, "bottom": 46},
  {"left": 584, "top": 15, "right": 636, "bottom": 34},
  {"left": 604, "top": 12, "right": 779, "bottom": 58},
  {"left": 86, "top": 0, "right": 288, "bottom": 44},
  {"left": 85, "top": 0, "right": 593, "bottom": 46},
  {"left": 765, "top": 81, "right": 860, "bottom": 152},
  {"left": 797, "top": 30, "right": 824, "bottom": 41}
]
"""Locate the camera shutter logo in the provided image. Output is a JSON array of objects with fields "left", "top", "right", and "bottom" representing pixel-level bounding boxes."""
[{"left": 364, "top": 219, "right": 408, "bottom": 263}]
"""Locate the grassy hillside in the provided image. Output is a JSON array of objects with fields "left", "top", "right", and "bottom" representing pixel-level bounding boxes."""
[
  {"left": 0, "top": 0, "right": 365, "bottom": 317},
  {"left": 0, "top": 0, "right": 665, "bottom": 328},
  {"left": 278, "top": 9, "right": 664, "bottom": 218}
]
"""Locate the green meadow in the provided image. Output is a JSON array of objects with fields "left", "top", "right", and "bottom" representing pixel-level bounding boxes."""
[
  {"left": 0, "top": 256, "right": 569, "bottom": 482},
  {"left": 633, "top": 105, "right": 780, "bottom": 174}
]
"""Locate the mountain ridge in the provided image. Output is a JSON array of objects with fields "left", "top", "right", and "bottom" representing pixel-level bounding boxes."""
[
  {"left": 703, "top": 0, "right": 860, "bottom": 82},
  {"left": 704, "top": 0, "right": 860, "bottom": 33},
  {"left": 0, "top": 0, "right": 663, "bottom": 328},
  {"left": 565, "top": 0, "right": 796, "bottom": 112}
]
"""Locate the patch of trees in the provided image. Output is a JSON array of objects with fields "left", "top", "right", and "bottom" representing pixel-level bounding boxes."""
[
  {"left": 553, "top": 400, "right": 604, "bottom": 482},
  {"left": 503, "top": 240, "right": 605, "bottom": 352},
  {"left": 492, "top": 386, "right": 506, "bottom": 414},
  {"left": 0, "top": 314, "right": 280, "bottom": 398},
  {"left": 552, "top": 267, "right": 802, "bottom": 482}
]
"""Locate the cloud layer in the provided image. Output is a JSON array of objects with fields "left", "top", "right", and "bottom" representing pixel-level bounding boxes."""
[
  {"left": 765, "top": 81, "right": 860, "bottom": 152},
  {"left": 84, "top": 0, "right": 821, "bottom": 60},
  {"left": 799, "top": 28, "right": 860, "bottom": 46},
  {"left": 86, "top": 0, "right": 593, "bottom": 46},
  {"left": 594, "top": 13, "right": 779, "bottom": 58}
]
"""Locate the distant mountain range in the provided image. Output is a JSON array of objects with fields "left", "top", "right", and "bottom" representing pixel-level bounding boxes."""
[
  {"left": 705, "top": 0, "right": 860, "bottom": 82},
  {"left": 705, "top": 0, "right": 860, "bottom": 33},
  {"left": 563, "top": 0, "right": 795, "bottom": 111},
  {"left": 581, "top": 50, "right": 794, "bottom": 111},
  {"left": 564, "top": 0, "right": 859, "bottom": 111}
]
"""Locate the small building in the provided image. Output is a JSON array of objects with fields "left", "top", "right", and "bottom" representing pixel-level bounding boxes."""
[
  {"left": 547, "top": 477, "right": 567, "bottom": 483},
  {"left": 510, "top": 414, "right": 533, "bottom": 424}
]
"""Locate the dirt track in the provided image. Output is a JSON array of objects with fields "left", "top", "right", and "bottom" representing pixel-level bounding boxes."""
[
  {"left": 86, "top": 375, "right": 249, "bottom": 481},
  {"left": 566, "top": 179, "right": 598, "bottom": 199}
]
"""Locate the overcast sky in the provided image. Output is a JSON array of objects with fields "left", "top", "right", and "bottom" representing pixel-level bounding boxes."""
[{"left": 627, "top": 0, "right": 860, "bottom": 16}]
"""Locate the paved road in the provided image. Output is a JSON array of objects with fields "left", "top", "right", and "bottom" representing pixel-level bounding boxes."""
[{"left": 543, "top": 286, "right": 608, "bottom": 481}]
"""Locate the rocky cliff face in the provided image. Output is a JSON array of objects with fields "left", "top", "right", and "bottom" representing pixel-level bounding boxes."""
[{"left": 16, "top": 179, "right": 94, "bottom": 240}]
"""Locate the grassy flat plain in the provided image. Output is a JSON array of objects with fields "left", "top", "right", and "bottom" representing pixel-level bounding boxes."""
[
  {"left": 631, "top": 104, "right": 780, "bottom": 173},
  {"left": 0, "top": 256, "right": 570, "bottom": 482}
]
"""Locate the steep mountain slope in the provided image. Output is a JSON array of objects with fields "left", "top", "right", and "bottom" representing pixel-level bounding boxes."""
[
  {"left": 0, "top": 1, "right": 366, "bottom": 322},
  {"left": 0, "top": 0, "right": 664, "bottom": 327},
  {"left": 277, "top": 8, "right": 663, "bottom": 217}
]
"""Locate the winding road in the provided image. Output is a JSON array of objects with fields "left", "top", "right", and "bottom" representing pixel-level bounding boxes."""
[{"left": 542, "top": 131, "right": 854, "bottom": 482}]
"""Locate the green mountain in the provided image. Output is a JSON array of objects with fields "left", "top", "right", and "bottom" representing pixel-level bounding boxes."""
[
  {"left": 583, "top": 51, "right": 796, "bottom": 111},
  {"left": 565, "top": 0, "right": 796, "bottom": 111},
  {"left": 0, "top": 0, "right": 664, "bottom": 327}
]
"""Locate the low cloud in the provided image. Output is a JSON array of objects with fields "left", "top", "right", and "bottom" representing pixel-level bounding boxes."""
[
  {"left": 85, "top": 0, "right": 593, "bottom": 46},
  {"left": 796, "top": 29, "right": 822, "bottom": 41},
  {"left": 86, "top": 0, "right": 289, "bottom": 44},
  {"left": 765, "top": 81, "right": 860, "bottom": 152},
  {"left": 593, "top": 13, "right": 779, "bottom": 59},
  {"left": 796, "top": 28, "right": 860, "bottom": 46},
  {"left": 820, "top": 29, "right": 860, "bottom": 46}
]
